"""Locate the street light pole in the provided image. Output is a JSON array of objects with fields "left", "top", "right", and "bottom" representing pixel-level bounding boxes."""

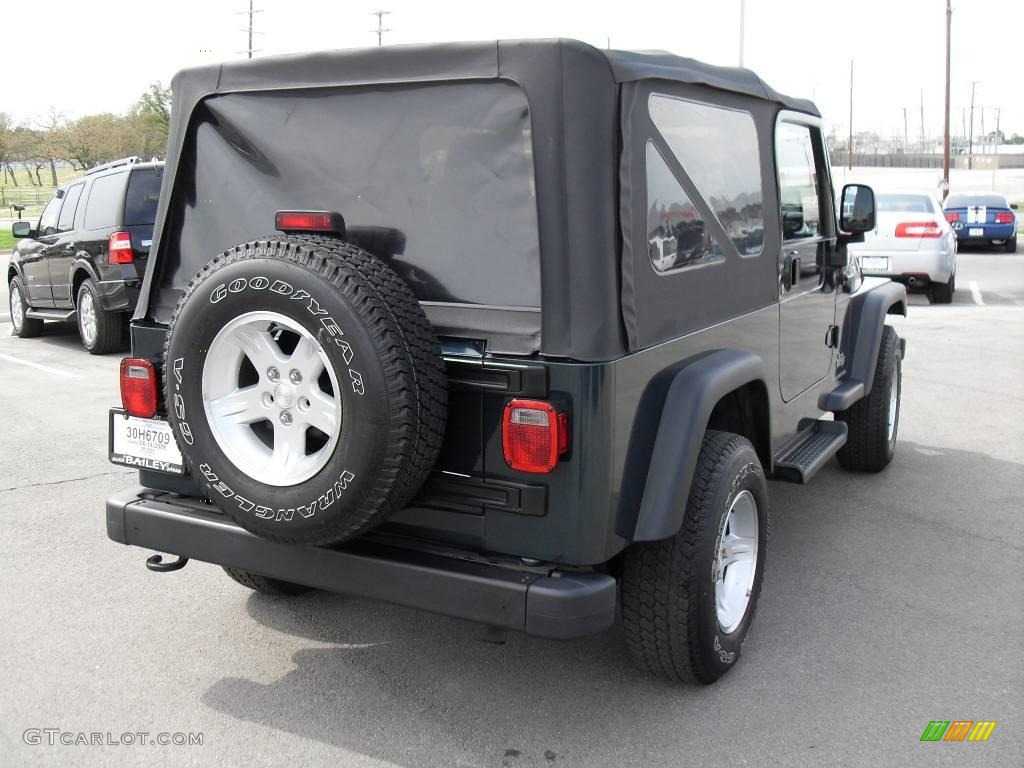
[
  {"left": 942, "top": 0, "right": 951, "bottom": 198},
  {"left": 848, "top": 59, "right": 854, "bottom": 171},
  {"left": 738, "top": 0, "right": 746, "bottom": 67}
]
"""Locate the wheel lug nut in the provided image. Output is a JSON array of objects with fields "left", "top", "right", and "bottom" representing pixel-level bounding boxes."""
[
  {"left": 267, "top": 366, "right": 280, "bottom": 382},
  {"left": 289, "top": 369, "right": 302, "bottom": 383},
  {"left": 279, "top": 411, "right": 292, "bottom": 426}
]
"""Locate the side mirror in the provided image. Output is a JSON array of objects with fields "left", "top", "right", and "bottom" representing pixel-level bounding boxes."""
[
  {"left": 1012, "top": 203, "right": 1019, "bottom": 211},
  {"left": 840, "top": 184, "right": 876, "bottom": 233},
  {"left": 12, "top": 221, "right": 32, "bottom": 238}
]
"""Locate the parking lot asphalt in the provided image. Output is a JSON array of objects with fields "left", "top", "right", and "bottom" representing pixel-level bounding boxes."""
[{"left": 1, "top": 246, "right": 1022, "bottom": 768}]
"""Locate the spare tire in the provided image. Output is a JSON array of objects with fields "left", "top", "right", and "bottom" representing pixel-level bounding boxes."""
[{"left": 164, "top": 234, "right": 446, "bottom": 545}]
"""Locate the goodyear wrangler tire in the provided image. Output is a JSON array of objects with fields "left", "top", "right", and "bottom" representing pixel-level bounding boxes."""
[
  {"left": 164, "top": 235, "right": 446, "bottom": 545},
  {"left": 621, "top": 431, "right": 769, "bottom": 684}
]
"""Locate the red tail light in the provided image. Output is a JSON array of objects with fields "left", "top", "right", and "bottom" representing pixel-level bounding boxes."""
[
  {"left": 108, "top": 231, "right": 134, "bottom": 264},
  {"left": 944, "top": 211, "right": 959, "bottom": 223},
  {"left": 120, "top": 358, "right": 158, "bottom": 418},
  {"left": 274, "top": 210, "right": 346, "bottom": 235},
  {"left": 502, "top": 399, "right": 569, "bottom": 473},
  {"left": 895, "top": 221, "right": 943, "bottom": 238},
  {"left": 995, "top": 212, "right": 1015, "bottom": 224}
]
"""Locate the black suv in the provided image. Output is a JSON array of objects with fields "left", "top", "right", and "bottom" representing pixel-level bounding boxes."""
[
  {"left": 105, "top": 41, "right": 907, "bottom": 684},
  {"left": 8, "top": 157, "right": 164, "bottom": 353}
]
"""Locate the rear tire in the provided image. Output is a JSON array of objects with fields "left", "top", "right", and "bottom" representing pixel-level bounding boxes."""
[
  {"left": 223, "top": 567, "right": 312, "bottom": 596},
  {"left": 836, "top": 325, "right": 901, "bottom": 472},
  {"left": 621, "top": 431, "right": 769, "bottom": 684},
  {"left": 929, "top": 273, "right": 954, "bottom": 304},
  {"left": 77, "top": 279, "right": 124, "bottom": 354},
  {"left": 1006, "top": 236, "right": 1018, "bottom": 253},
  {"left": 8, "top": 277, "right": 43, "bottom": 338}
]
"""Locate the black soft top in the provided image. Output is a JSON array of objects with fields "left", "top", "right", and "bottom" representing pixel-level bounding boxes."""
[{"left": 141, "top": 39, "right": 818, "bottom": 360}]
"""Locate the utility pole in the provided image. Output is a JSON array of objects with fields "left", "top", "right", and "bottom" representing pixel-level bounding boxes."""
[
  {"left": 738, "top": 0, "right": 746, "bottom": 67},
  {"left": 236, "top": 0, "right": 262, "bottom": 59},
  {"left": 370, "top": 10, "right": 392, "bottom": 46},
  {"left": 903, "top": 107, "right": 909, "bottom": 150},
  {"left": 942, "top": 0, "right": 951, "bottom": 196},
  {"left": 920, "top": 89, "right": 925, "bottom": 148},
  {"left": 848, "top": 59, "right": 854, "bottom": 170},
  {"left": 968, "top": 81, "right": 977, "bottom": 170}
]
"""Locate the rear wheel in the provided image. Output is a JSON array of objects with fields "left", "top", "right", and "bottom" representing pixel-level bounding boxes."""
[
  {"left": 836, "top": 325, "right": 901, "bottom": 472},
  {"left": 8, "top": 277, "right": 43, "bottom": 338},
  {"left": 223, "top": 567, "right": 312, "bottom": 596},
  {"left": 77, "top": 279, "right": 124, "bottom": 354},
  {"left": 929, "top": 273, "right": 954, "bottom": 304},
  {"left": 621, "top": 431, "right": 769, "bottom": 684},
  {"left": 1006, "top": 236, "right": 1018, "bottom": 253}
]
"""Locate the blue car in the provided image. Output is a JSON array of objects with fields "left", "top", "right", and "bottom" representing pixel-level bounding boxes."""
[{"left": 944, "top": 192, "right": 1018, "bottom": 252}]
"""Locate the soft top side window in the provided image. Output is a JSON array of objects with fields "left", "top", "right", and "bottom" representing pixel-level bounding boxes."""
[{"left": 648, "top": 95, "right": 765, "bottom": 262}]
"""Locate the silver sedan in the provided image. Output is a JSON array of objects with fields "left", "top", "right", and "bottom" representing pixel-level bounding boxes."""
[{"left": 848, "top": 190, "right": 958, "bottom": 303}]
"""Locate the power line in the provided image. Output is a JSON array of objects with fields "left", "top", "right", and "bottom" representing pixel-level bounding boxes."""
[{"left": 370, "top": 10, "right": 392, "bottom": 46}]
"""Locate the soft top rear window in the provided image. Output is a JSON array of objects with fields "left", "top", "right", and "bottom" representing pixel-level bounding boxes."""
[
  {"left": 125, "top": 166, "right": 164, "bottom": 226},
  {"left": 876, "top": 193, "right": 935, "bottom": 214},
  {"left": 160, "top": 81, "right": 541, "bottom": 315},
  {"left": 945, "top": 193, "right": 1008, "bottom": 209}
]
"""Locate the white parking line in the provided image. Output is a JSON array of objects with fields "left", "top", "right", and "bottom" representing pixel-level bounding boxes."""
[
  {"left": 0, "top": 351, "right": 80, "bottom": 378},
  {"left": 969, "top": 281, "right": 985, "bottom": 306}
]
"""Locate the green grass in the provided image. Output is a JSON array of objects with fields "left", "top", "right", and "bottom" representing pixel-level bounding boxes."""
[
  {"left": 0, "top": 229, "right": 16, "bottom": 250},
  {"left": 1, "top": 165, "right": 81, "bottom": 190}
]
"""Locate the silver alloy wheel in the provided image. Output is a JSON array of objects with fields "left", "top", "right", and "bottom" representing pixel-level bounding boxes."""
[
  {"left": 887, "top": 365, "right": 899, "bottom": 442},
  {"left": 201, "top": 311, "right": 342, "bottom": 486},
  {"left": 10, "top": 283, "right": 23, "bottom": 332},
  {"left": 714, "top": 489, "right": 759, "bottom": 635},
  {"left": 78, "top": 289, "right": 97, "bottom": 346}
]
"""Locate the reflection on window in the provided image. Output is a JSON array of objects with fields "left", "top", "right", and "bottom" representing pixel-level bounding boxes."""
[
  {"left": 776, "top": 123, "right": 821, "bottom": 241},
  {"left": 649, "top": 95, "right": 764, "bottom": 257},
  {"left": 646, "top": 142, "right": 725, "bottom": 273}
]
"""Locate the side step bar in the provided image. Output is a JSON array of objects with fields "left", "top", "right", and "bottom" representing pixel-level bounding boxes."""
[
  {"left": 25, "top": 308, "right": 76, "bottom": 321},
  {"left": 106, "top": 487, "right": 616, "bottom": 640},
  {"left": 773, "top": 420, "right": 848, "bottom": 484}
]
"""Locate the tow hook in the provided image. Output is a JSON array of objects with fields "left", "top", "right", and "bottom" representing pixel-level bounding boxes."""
[{"left": 145, "top": 553, "right": 189, "bottom": 572}]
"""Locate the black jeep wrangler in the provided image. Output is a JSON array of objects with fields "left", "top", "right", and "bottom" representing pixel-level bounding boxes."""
[{"left": 106, "top": 40, "right": 906, "bottom": 684}]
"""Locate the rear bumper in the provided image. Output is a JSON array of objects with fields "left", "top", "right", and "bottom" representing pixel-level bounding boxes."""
[
  {"left": 858, "top": 249, "right": 954, "bottom": 284},
  {"left": 106, "top": 487, "right": 617, "bottom": 640},
  {"left": 953, "top": 224, "right": 1015, "bottom": 242}
]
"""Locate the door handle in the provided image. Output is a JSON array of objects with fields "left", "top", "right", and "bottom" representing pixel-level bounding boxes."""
[{"left": 782, "top": 251, "right": 800, "bottom": 291}]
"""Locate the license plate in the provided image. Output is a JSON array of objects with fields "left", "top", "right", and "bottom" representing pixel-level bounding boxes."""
[
  {"left": 969, "top": 228, "right": 984, "bottom": 237},
  {"left": 109, "top": 410, "right": 184, "bottom": 474},
  {"left": 862, "top": 256, "right": 889, "bottom": 271}
]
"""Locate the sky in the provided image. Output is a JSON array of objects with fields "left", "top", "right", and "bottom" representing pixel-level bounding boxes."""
[{"left": 1, "top": 0, "right": 1019, "bottom": 142}]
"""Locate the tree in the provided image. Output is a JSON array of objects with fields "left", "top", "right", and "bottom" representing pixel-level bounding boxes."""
[
  {"left": 59, "top": 114, "right": 135, "bottom": 169},
  {"left": 133, "top": 82, "right": 171, "bottom": 157},
  {"left": 0, "top": 112, "right": 18, "bottom": 186}
]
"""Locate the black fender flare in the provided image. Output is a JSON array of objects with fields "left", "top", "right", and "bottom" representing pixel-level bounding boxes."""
[
  {"left": 632, "top": 349, "right": 769, "bottom": 542},
  {"left": 820, "top": 280, "right": 907, "bottom": 412}
]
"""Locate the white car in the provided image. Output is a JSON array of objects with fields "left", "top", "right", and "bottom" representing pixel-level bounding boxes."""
[{"left": 849, "top": 191, "right": 957, "bottom": 303}]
